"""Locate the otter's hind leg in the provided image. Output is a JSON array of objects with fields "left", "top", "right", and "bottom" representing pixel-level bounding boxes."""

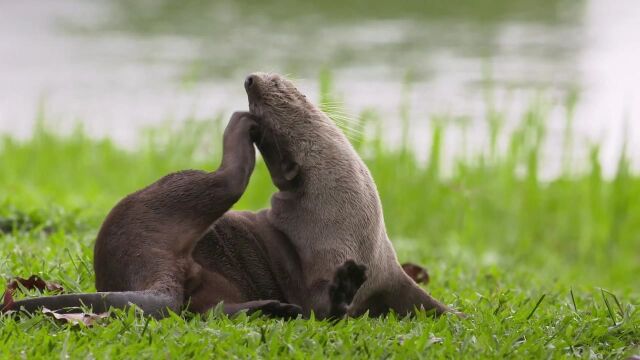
[{"left": 92, "top": 111, "right": 259, "bottom": 315}]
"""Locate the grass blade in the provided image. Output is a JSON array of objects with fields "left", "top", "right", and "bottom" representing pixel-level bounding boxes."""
[
  {"left": 526, "top": 294, "right": 546, "bottom": 320},
  {"left": 600, "top": 288, "right": 617, "bottom": 326}
]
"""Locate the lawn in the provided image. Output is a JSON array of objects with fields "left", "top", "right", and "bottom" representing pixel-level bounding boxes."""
[{"left": 0, "top": 95, "right": 638, "bottom": 358}]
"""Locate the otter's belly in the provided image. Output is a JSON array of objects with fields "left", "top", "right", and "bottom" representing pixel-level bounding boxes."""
[{"left": 191, "top": 212, "right": 285, "bottom": 302}]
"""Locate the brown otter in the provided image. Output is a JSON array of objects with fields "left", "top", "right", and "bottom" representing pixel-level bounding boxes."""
[
  {"left": 245, "top": 72, "right": 452, "bottom": 317},
  {"left": 2, "top": 74, "right": 454, "bottom": 319},
  {"left": 1, "top": 111, "right": 361, "bottom": 319}
]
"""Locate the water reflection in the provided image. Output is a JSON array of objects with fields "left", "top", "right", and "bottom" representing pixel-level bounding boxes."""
[{"left": 0, "top": 0, "right": 637, "bottom": 176}]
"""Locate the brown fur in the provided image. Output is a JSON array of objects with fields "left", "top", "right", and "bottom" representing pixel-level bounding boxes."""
[
  {"left": 3, "top": 74, "right": 456, "bottom": 319},
  {"left": 245, "top": 72, "right": 453, "bottom": 317},
  {"left": 3, "top": 111, "right": 360, "bottom": 319}
]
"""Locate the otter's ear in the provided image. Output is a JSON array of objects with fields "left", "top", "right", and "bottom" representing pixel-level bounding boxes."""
[{"left": 281, "top": 162, "right": 300, "bottom": 181}]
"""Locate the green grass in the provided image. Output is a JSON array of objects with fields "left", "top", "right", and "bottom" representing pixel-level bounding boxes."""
[{"left": 0, "top": 95, "right": 639, "bottom": 358}]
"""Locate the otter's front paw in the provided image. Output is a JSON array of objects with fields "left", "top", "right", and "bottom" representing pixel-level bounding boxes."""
[{"left": 328, "top": 260, "right": 367, "bottom": 318}]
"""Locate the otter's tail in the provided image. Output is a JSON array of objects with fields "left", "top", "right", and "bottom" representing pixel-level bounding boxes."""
[
  {"left": 386, "top": 273, "right": 457, "bottom": 317},
  {"left": 1, "top": 291, "right": 178, "bottom": 319}
]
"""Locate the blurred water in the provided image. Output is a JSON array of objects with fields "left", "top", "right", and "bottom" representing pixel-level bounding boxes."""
[{"left": 0, "top": 0, "right": 638, "bottom": 176}]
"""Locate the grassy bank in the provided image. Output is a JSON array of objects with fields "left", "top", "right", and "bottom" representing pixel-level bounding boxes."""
[{"left": 0, "top": 99, "right": 638, "bottom": 358}]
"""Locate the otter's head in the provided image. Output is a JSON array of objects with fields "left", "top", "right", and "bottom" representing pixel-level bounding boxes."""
[{"left": 244, "top": 72, "right": 351, "bottom": 191}]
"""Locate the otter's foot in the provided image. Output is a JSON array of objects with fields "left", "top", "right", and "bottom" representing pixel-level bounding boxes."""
[
  {"left": 224, "top": 300, "right": 302, "bottom": 320},
  {"left": 401, "top": 262, "right": 430, "bottom": 285},
  {"left": 328, "top": 260, "right": 367, "bottom": 318}
]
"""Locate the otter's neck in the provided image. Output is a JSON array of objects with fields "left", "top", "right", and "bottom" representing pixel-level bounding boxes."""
[{"left": 269, "top": 124, "right": 385, "bottom": 237}]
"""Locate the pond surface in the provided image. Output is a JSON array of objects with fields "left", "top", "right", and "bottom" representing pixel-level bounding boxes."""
[{"left": 0, "top": 0, "right": 638, "bottom": 176}]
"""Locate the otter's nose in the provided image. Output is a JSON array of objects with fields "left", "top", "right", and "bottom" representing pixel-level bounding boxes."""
[{"left": 244, "top": 75, "right": 256, "bottom": 91}]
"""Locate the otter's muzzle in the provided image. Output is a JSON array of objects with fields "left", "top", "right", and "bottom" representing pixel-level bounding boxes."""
[{"left": 244, "top": 75, "right": 257, "bottom": 92}]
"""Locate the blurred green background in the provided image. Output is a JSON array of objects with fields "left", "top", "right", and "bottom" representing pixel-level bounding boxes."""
[{"left": 1, "top": 0, "right": 638, "bottom": 173}]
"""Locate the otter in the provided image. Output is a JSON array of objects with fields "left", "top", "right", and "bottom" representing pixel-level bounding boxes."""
[
  {"left": 1, "top": 111, "right": 364, "bottom": 319},
  {"left": 2, "top": 74, "right": 454, "bottom": 319},
  {"left": 245, "top": 72, "right": 451, "bottom": 317},
  {"left": 2, "top": 112, "right": 301, "bottom": 318}
]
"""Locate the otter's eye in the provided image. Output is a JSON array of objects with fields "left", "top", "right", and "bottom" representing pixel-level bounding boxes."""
[{"left": 273, "top": 80, "right": 284, "bottom": 91}]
